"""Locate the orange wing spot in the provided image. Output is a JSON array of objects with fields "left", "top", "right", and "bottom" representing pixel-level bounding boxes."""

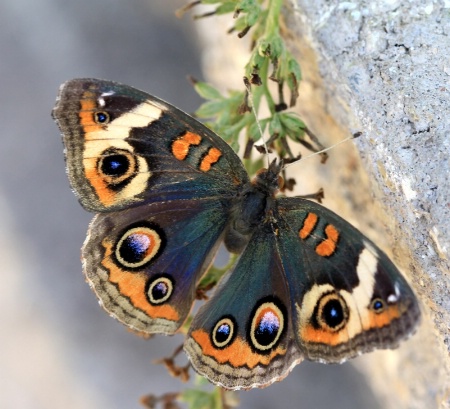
[
  {"left": 84, "top": 159, "right": 117, "bottom": 206},
  {"left": 199, "top": 147, "right": 222, "bottom": 172},
  {"left": 101, "top": 240, "right": 179, "bottom": 322},
  {"left": 80, "top": 91, "right": 103, "bottom": 133},
  {"left": 171, "top": 132, "right": 202, "bottom": 160},
  {"left": 315, "top": 224, "right": 339, "bottom": 257},
  {"left": 364, "top": 305, "right": 401, "bottom": 330},
  {"left": 299, "top": 213, "right": 318, "bottom": 239},
  {"left": 191, "top": 329, "right": 286, "bottom": 369},
  {"left": 301, "top": 305, "right": 401, "bottom": 346},
  {"left": 301, "top": 325, "right": 348, "bottom": 346}
]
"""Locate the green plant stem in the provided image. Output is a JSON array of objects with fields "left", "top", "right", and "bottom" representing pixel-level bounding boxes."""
[
  {"left": 265, "top": 0, "right": 282, "bottom": 37},
  {"left": 251, "top": 58, "right": 275, "bottom": 113}
]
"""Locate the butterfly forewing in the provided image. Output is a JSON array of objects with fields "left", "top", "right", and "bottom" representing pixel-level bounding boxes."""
[
  {"left": 53, "top": 78, "right": 249, "bottom": 213},
  {"left": 275, "top": 197, "right": 420, "bottom": 362}
]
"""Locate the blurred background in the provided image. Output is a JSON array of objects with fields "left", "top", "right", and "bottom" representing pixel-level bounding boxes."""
[{"left": 0, "top": 1, "right": 380, "bottom": 408}]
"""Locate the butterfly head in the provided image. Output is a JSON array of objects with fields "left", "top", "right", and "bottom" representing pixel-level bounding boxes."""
[{"left": 252, "top": 159, "right": 284, "bottom": 197}]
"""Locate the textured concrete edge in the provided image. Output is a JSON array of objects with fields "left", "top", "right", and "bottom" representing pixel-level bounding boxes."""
[{"left": 287, "top": 1, "right": 450, "bottom": 408}]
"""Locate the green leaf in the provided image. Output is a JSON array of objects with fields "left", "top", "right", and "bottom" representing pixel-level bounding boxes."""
[
  {"left": 236, "top": 0, "right": 260, "bottom": 13},
  {"left": 195, "top": 100, "right": 227, "bottom": 118},
  {"left": 194, "top": 81, "right": 224, "bottom": 100},
  {"left": 279, "top": 112, "right": 305, "bottom": 133},
  {"left": 245, "top": 7, "right": 260, "bottom": 27},
  {"left": 200, "top": 0, "right": 223, "bottom": 4},
  {"left": 233, "top": 15, "right": 249, "bottom": 31},
  {"left": 279, "top": 113, "right": 306, "bottom": 142},
  {"left": 267, "top": 34, "right": 284, "bottom": 59},
  {"left": 246, "top": 48, "right": 265, "bottom": 76},
  {"left": 215, "top": 2, "right": 237, "bottom": 15},
  {"left": 180, "top": 389, "right": 221, "bottom": 409},
  {"left": 269, "top": 113, "right": 282, "bottom": 136},
  {"left": 257, "top": 38, "right": 271, "bottom": 56},
  {"left": 288, "top": 55, "right": 302, "bottom": 82},
  {"left": 247, "top": 117, "right": 268, "bottom": 141}
]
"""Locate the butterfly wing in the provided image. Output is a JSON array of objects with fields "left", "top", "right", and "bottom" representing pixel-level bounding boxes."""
[
  {"left": 53, "top": 78, "right": 249, "bottom": 212},
  {"left": 184, "top": 221, "right": 304, "bottom": 390},
  {"left": 53, "top": 78, "right": 250, "bottom": 335},
  {"left": 275, "top": 197, "right": 420, "bottom": 363},
  {"left": 185, "top": 197, "right": 420, "bottom": 389},
  {"left": 82, "top": 198, "right": 230, "bottom": 335}
]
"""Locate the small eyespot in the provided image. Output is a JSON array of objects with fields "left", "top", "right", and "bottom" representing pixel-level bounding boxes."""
[
  {"left": 316, "top": 292, "right": 349, "bottom": 332},
  {"left": 146, "top": 275, "right": 174, "bottom": 305},
  {"left": 249, "top": 297, "right": 286, "bottom": 352},
  {"left": 94, "top": 111, "right": 110, "bottom": 124},
  {"left": 97, "top": 148, "right": 137, "bottom": 185},
  {"left": 371, "top": 298, "right": 385, "bottom": 313},
  {"left": 211, "top": 317, "right": 237, "bottom": 349},
  {"left": 115, "top": 224, "right": 164, "bottom": 269}
]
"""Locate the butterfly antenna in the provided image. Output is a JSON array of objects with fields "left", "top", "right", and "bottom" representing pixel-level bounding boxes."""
[
  {"left": 282, "top": 132, "right": 361, "bottom": 171},
  {"left": 243, "top": 77, "right": 271, "bottom": 168}
]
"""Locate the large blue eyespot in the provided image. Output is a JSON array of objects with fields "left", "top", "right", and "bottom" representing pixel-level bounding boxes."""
[
  {"left": 101, "top": 154, "right": 130, "bottom": 177},
  {"left": 98, "top": 148, "right": 137, "bottom": 185},
  {"left": 249, "top": 297, "right": 286, "bottom": 352},
  {"left": 316, "top": 292, "right": 349, "bottom": 331},
  {"left": 115, "top": 224, "right": 165, "bottom": 269}
]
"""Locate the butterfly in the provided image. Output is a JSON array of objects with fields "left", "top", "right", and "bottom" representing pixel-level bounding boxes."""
[{"left": 53, "top": 78, "right": 420, "bottom": 390}]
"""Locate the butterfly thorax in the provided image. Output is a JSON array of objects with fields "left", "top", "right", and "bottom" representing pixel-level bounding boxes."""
[{"left": 224, "top": 160, "right": 282, "bottom": 253}]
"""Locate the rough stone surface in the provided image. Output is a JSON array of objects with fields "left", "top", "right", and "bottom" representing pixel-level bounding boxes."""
[{"left": 286, "top": 1, "right": 450, "bottom": 408}]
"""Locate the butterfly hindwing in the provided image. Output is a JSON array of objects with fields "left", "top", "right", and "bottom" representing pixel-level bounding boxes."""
[
  {"left": 53, "top": 78, "right": 248, "bottom": 213},
  {"left": 82, "top": 198, "right": 229, "bottom": 334},
  {"left": 185, "top": 222, "right": 304, "bottom": 390},
  {"left": 275, "top": 197, "right": 420, "bottom": 362}
]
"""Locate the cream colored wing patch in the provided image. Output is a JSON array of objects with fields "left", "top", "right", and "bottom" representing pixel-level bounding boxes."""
[
  {"left": 80, "top": 95, "right": 164, "bottom": 208},
  {"left": 297, "top": 242, "right": 404, "bottom": 354}
]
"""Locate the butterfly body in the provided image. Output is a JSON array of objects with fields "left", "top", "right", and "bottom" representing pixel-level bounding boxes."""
[{"left": 53, "top": 79, "right": 420, "bottom": 390}]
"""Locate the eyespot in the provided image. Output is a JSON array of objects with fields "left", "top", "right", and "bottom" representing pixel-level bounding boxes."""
[
  {"left": 146, "top": 275, "right": 174, "bottom": 305},
  {"left": 249, "top": 297, "right": 286, "bottom": 352},
  {"left": 98, "top": 148, "right": 137, "bottom": 185},
  {"left": 211, "top": 316, "right": 237, "bottom": 349},
  {"left": 315, "top": 292, "right": 349, "bottom": 332},
  {"left": 94, "top": 111, "right": 110, "bottom": 124},
  {"left": 115, "top": 224, "right": 165, "bottom": 269},
  {"left": 371, "top": 298, "right": 386, "bottom": 313}
]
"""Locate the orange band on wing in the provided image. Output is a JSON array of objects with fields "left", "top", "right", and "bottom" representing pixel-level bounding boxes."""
[
  {"left": 171, "top": 132, "right": 202, "bottom": 160},
  {"left": 101, "top": 239, "right": 179, "bottom": 322},
  {"left": 79, "top": 91, "right": 103, "bottom": 133},
  {"left": 299, "top": 213, "right": 318, "bottom": 239},
  {"left": 199, "top": 147, "right": 222, "bottom": 172},
  {"left": 301, "top": 305, "right": 401, "bottom": 346},
  {"left": 365, "top": 306, "right": 401, "bottom": 329},
  {"left": 191, "top": 329, "right": 286, "bottom": 369},
  {"left": 84, "top": 159, "right": 116, "bottom": 206},
  {"left": 315, "top": 224, "right": 339, "bottom": 257}
]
